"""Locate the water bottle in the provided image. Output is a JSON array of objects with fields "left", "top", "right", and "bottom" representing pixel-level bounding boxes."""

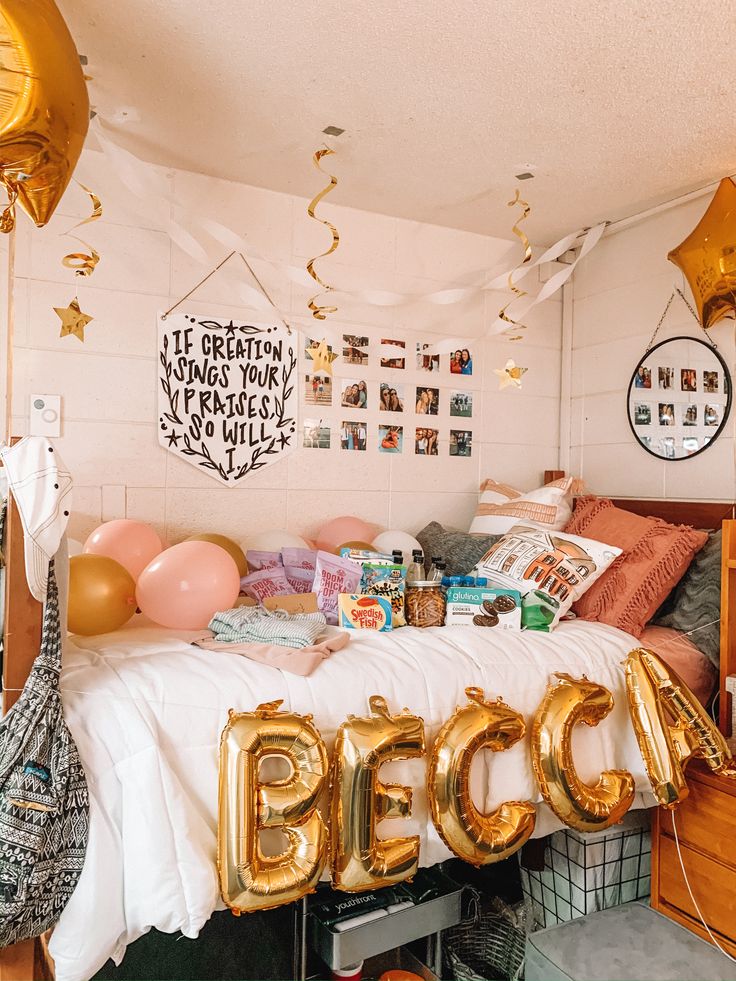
[
  {"left": 406, "top": 550, "right": 425, "bottom": 583},
  {"left": 427, "top": 556, "right": 443, "bottom": 581},
  {"left": 430, "top": 560, "right": 446, "bottom": 583}
]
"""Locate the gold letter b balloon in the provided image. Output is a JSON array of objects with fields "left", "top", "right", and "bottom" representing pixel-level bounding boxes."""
[
  {"left": 532, "top": 674, "right": 635, "bottom": 832},
  {"left": 218, "top": 701, "right": 328, "bottom": 913},
  {"left": 428, "top": 688, "right": 536, "bottom": 866}
]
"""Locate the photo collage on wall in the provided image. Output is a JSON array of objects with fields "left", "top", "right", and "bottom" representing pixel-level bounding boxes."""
[
  {"left": 631, "top": 356, "right": 727, "bottom": 458},
  {"left": 301, "top": 333, "right": 477, "bottom": 457}
]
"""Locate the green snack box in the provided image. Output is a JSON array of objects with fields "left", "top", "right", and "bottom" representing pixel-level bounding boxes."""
[{"left": 445, "top": 587, "right": 522, "bottom": 628}]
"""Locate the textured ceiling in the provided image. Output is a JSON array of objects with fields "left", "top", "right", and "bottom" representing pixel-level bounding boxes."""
[{"left": 62, "top": 0, "right": 736, "bottom": 243}]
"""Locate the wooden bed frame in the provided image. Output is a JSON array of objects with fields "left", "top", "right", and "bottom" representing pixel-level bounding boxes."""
[{"left": 0, "top": 460, "right": 734, "bottom": 979}]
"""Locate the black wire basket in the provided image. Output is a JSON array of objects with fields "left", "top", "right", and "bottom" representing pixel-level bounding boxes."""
[{"left": 443, "top": 895, "right": 528, "bottom": 981}]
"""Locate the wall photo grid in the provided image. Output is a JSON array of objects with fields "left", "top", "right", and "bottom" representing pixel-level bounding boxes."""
[{"left": 301, "top": 334, "right": 478, "bottom": 458}]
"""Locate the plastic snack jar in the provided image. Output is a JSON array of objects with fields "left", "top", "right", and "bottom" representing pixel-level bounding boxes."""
[{"left": 405, "top": 581, "right": 446, "bottom": 627}]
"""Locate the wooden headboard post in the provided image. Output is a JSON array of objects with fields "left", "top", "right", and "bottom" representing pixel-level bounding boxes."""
[{"left": 1, "top": 438, "right": 44, "bottom": 713}]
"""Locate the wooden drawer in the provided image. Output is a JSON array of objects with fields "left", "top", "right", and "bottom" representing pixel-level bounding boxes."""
[
  {"left": 657, "top": 834, "right": 736, "bottom": 950},
  {"left": 658, "top": 778, "right": 736, "bottom": 868}
]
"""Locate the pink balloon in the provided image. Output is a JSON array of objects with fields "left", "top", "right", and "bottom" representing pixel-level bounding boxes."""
[
  {"left": 136, "top": 541, "right": 240, "bottom": 630},
  {"left": 315, "top": 516, "right": 377, "bottom": 553},
  {"left": 85, "top": 519, "right": 163, "bottom": 581}
]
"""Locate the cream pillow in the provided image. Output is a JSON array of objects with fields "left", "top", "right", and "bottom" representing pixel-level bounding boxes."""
[
  {"left": 469, "top": 477, "right": 574, "bottom": 536},
  {"left": 470, "top": 524, "right": 621, "bottom": 631}
]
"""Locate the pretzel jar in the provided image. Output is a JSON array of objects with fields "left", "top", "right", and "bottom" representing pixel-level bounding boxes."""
[{"left": 405, "top": 581, "right": 446, "bottom": 628}]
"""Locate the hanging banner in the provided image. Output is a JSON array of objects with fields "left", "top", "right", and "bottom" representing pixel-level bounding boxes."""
[{"left": 157, "top": 313, "right": 297, "bottom": 485}]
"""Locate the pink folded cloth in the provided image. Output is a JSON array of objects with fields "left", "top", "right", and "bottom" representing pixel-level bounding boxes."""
[{"left": 192, "top": 631, "right": 350, "bottom": 676}]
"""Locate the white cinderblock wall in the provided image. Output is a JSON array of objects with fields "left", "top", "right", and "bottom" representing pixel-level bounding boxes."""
[
  {"left": 570, "top": 197, "right": 736, "bottom": 501},
  {"left": 6, "top": 149, "right": 563, "bottom": 544}
]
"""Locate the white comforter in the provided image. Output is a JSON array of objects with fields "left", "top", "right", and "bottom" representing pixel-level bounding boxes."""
[{"left": 50, "top": 620, "right": 653, "bottom": 981}]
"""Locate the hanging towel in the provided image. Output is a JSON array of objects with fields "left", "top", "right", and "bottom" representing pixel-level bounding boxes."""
[{"left": 208, "top": 605, "right": 328, "bottom": 649}]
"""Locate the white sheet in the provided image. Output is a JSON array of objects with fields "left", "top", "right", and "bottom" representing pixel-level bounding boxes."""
[{"left": 50, "top": 619, "right": 653, "bottom": 981}]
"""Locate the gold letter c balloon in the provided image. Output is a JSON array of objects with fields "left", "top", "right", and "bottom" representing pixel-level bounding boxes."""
[
  {"left": 217, "top": 700, "right": 328, "bottom": 913},
  {"left": 330, "top": 695, "right": 425, "bottom": 892},
  {"left": 532, "top": 674, "right": 635, "bottom": 832},
  {"left": 428, "top": 687, "right": 536, "bottom": 866},
  {"left": 0, "top": 0, "right": 89, "bottom": 230}
]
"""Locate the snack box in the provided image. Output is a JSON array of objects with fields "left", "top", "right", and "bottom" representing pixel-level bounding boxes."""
[
  {"left": 445, "top": 587, "right": 522, "bottom": 629},
  {"left": 338, "top": 594, "right": 393, "bottom": 631},
  {"left": 339, "top": 548, "right": 395, "bottom": 566}
]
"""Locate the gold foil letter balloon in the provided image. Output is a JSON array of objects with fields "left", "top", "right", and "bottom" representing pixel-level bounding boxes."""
[
  {"left": 330, "top": 695, "right": 425, "bottom": 892},
  {"left": 218, "top": 701, "right": 328, "bottom": 913},
  {"left": 624, "top": 648, "right": 736, "bottom": 808},
  {"left": 532, "top": 674, "right": 635, "bottom": 833},
  {"left": 428, "top": 688, "right": 536, "bottom": 866},
  {"left": 668, "top": 178, "right": 736, "bottom": 331},
  {"left": 0, "top": 0, "right": 89, "bottom": 230}
]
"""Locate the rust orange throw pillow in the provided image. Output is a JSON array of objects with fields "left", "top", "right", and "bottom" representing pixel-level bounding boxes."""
[{"left": 564, "top": 496, "right": 708, "bottom": 637}]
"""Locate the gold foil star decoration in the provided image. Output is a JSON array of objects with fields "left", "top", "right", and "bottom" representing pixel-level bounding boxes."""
[
  {"left": 494, "top": 359, "right": 528, "bottom": 390},
  {"left": 305, "top": 338, "right": 337, "bottom": 375},
  {"left": 54, "top": 296, "right": 93, "bottom": 342}
]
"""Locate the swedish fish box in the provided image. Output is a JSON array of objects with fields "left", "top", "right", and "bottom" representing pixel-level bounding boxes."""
[
  {"left": 445, "top": 587, "right": 522, "bottom": 629},
  {"left": 338, "top": 594, "right": 393, "bottom": 631}
]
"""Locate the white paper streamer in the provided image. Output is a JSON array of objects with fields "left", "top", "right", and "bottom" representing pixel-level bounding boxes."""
[{"left": 90, "top": 116, "right": 605, "bottom": 334}]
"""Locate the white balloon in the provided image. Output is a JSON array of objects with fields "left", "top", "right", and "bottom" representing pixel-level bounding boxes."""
[
  {"left": 246, "top": 529, "right": 309, "bottom": 551},
  {"left": 372, "top": 530, "right": 422, "bottom": 558}
]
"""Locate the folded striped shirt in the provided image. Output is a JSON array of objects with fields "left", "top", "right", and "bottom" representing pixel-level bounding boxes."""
[{"left": 208, "top": 605, "right": 327, "bottom": 649}]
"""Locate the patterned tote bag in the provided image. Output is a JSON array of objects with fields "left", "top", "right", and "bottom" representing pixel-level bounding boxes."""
[{"left": 0, "top": 501, "right": 89, "bottom": 946}]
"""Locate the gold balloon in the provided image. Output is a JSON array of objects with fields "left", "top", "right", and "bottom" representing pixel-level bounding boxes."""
[
  {"left": 330, "top": 695, "right": 425, "bottom": 892},
  {"left": 427, "top": 687, "right": 536, "bottom": 866},
  {"left": 0, "top": 0, "right": 89, "bottom": 230},
  {"left": 668, "top": 178, "right": 736, "bottom": 331},
  {"left": 68, "top": 554, "right": 136, "bottom": 635},
  {"left": 185, "top": 533, "right": 248, "bottom": 578},
  {"left": 218, "top": 700, "right": 328, "bottom": 914},
  {"left": 624, "top": 648, "right": 736, "bottom": 808},
  {"left": 531, "top": 673, "right": 635, "bottom": 833}
]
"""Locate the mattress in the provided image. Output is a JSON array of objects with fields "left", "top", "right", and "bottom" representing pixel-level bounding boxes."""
[{"left": 50, "top": 619, "right": 655, "bottom": 981}]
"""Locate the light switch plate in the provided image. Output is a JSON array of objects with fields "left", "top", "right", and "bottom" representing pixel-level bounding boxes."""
[{"left": 29, "top": 394, "right": 62, "bottom": 437}]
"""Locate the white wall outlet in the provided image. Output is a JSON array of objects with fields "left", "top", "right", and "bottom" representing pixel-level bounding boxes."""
[{"left": 29, "top": 394, "right": 62, "bottom": 437}]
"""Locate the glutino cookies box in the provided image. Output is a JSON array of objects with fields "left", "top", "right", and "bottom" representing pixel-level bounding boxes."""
[
  {"left": 445, "top": 587, "right": 522, "bottom": 629},
  {"left": 338, "top": 594, "right": 394, "bottom": 631}
]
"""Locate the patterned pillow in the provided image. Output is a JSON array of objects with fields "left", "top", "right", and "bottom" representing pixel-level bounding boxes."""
[
  {"left": 470, "top": 524, "right": 621, "bottom": 631},
  {"left": 652, "top": 529, "right": 721, "bottom": 668},
  {"left": 415, "top": 522, "right": 500, "bottom": 578},
  {"left": 469, "top": 477, "right": 574, "bottom": 536}
]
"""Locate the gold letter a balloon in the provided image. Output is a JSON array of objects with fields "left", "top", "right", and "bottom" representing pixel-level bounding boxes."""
[
  {"left": 0, "top": 0, "right": 89, "bottom": 230},
  {"left": 668, "top": 178, "right": 736, "bottom": 331}
]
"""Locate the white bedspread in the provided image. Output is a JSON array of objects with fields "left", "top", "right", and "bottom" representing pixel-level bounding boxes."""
[{"left": 50, "top": 619, "right": 653, "bottom": 981}]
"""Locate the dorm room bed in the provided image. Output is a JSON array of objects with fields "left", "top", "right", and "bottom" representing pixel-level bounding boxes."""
[{"left": 1, "top": 463, "right": 735, "bottom": 981}]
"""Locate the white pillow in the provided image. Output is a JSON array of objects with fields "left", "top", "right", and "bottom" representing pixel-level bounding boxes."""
[
  {"left": 470, "top": 524, "right": 621, "bottom": 631},
  {"left": 468, "top": 477, "right": 574, "bottom": 536}
]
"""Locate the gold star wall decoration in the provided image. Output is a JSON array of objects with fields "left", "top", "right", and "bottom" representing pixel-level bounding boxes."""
[
  {"left": 305, "top": 338, "right": 337, "bottom": 375},
  {"left": 494, "top": 359, "right": 528, "bottom": 390},
  {"left": 54, "top": 297, "right": 93, "bottom": 342}
]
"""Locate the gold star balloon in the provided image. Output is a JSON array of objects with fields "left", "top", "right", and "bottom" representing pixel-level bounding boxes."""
[
  {"left": 305, "top": 338, "right": 337, "bottom": 375},
  {"left": 54, "top": 296, "right": 93, "bottom": 342},
  {"left": 494, "top": 359, "right": 528, "bottom": 390},
  {"left": 668, "top": 177, "right": 736, "bottom": 330}
]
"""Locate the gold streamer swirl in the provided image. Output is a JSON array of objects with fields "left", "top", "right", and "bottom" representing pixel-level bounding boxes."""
[
  {"left": 306, "top": 147, "right": 339, "bottom": 320},
  {"left": 62, "top": 182, "right": 102, "bottom": 277},
  {"left": 499, "top": 189, "right": 532, "bottom": 339}
]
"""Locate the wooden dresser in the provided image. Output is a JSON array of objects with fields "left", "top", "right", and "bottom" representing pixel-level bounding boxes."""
[{"left": 651, "top": 761, "right": 736, "bottom": 957}]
